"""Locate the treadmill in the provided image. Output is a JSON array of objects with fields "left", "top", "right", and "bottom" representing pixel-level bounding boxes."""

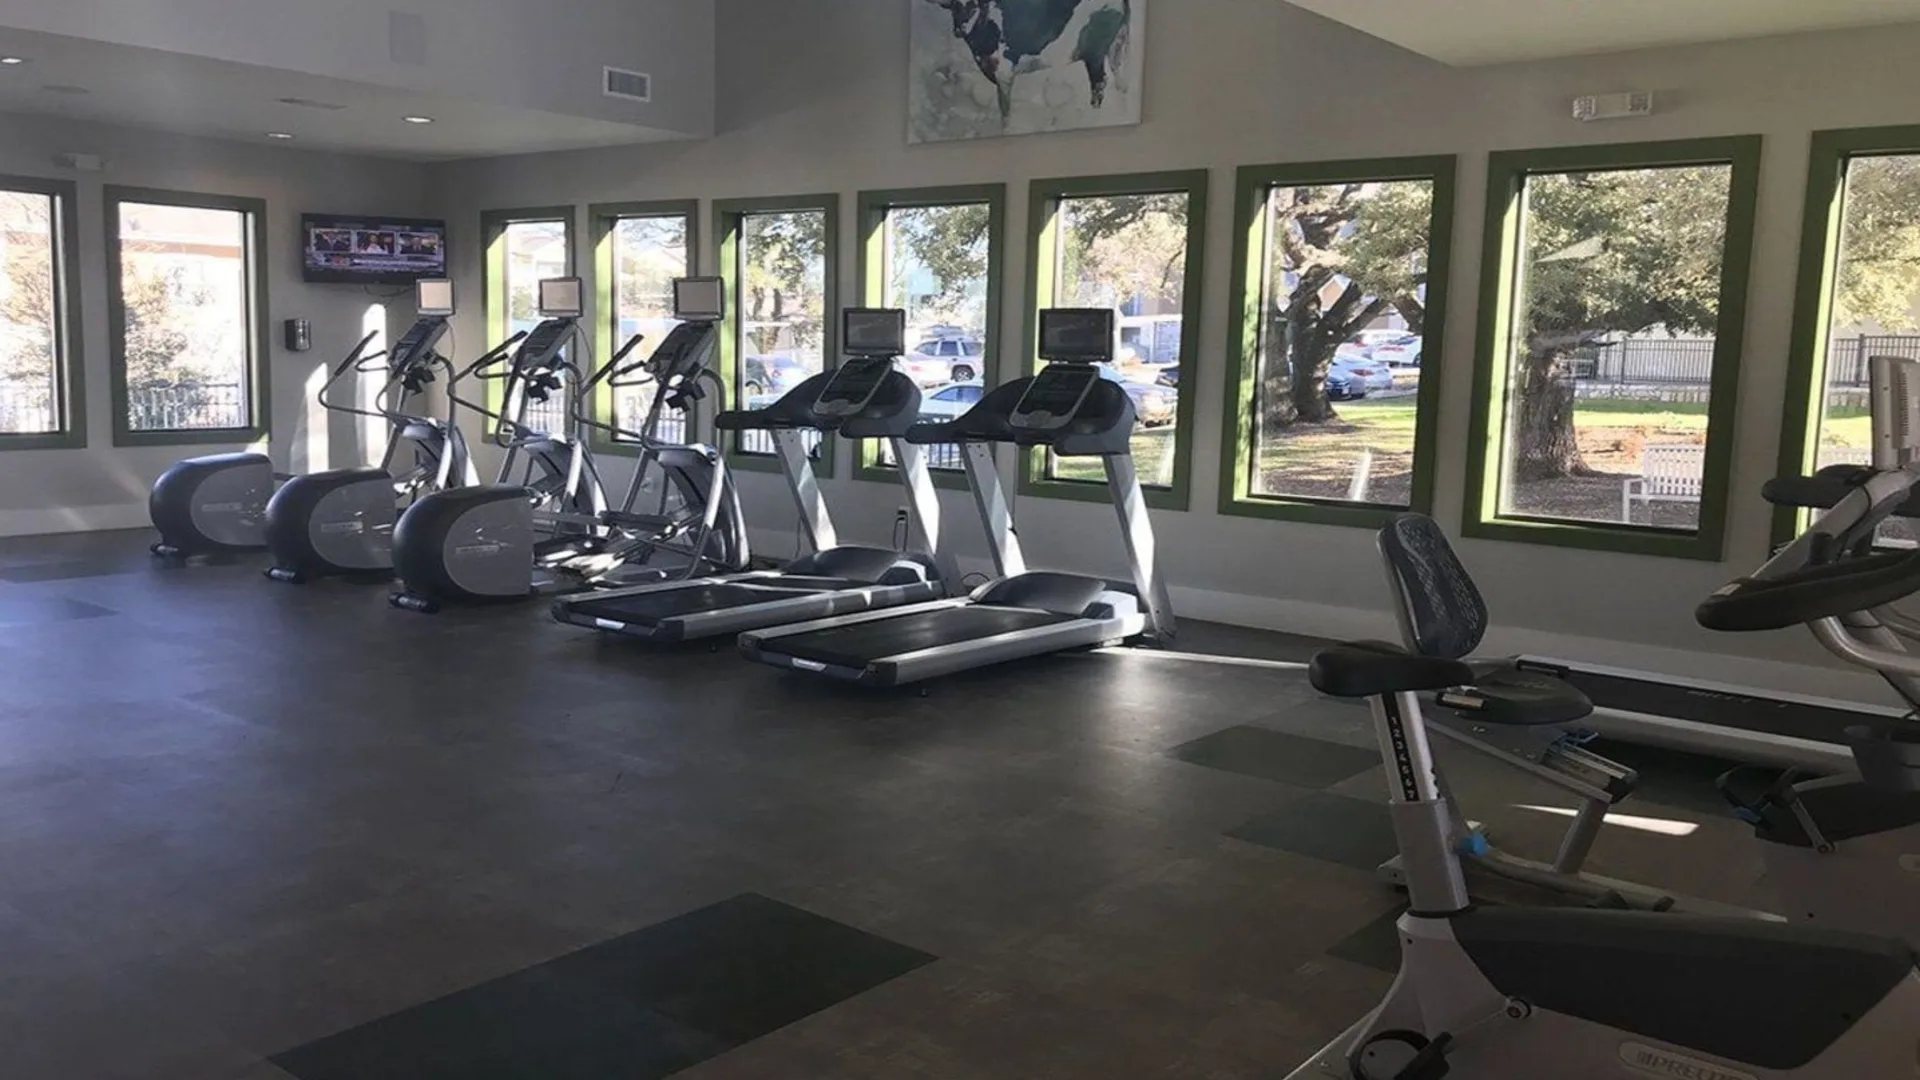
[
  {"left": 739, "top": 307, "right": 1175, "bottom": 687},
  {"left": 1517, "top": 357, "right": 1920, "bottom": 774},
  {"left": 548, "top": 308, "right": 958, "bottom": 642}
]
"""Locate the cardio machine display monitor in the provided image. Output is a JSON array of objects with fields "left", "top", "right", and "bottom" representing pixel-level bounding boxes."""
[
  {"left": 416, "top": 278, "right": 455, "bottom": 317},
  {"left": 843, "top": 308, "right": 907, "bottom": 357},
  {"left": 538, "top": 277, "right": 585, "bottom": 319},
  {"left": 673, "top": 276, "right": 726, "bottom": 321},
  {"left": 1869, "top": 354, "right": 1920, "bottom": 469},
  {"left": 1038, "top": 308, "right": 1115, "bottom": 365}
]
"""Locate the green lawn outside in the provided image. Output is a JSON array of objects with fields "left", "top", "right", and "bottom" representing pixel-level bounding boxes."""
[{"left": 1044, "top": 397, "right": 1876, "bottom": 499}]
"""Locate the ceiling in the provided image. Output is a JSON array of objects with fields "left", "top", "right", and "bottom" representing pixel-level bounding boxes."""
[
  {"left": 1283, "top": 0, "right": 1920, "bottom": 66},
  {"left": 0, "top": 28, "right": 675, "bottom": 161}
]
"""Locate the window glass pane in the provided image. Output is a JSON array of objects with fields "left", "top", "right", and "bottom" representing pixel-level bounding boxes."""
[
  {"left": 737, "top": 209, "right": 827, "bottom": 455},
  {"left": 1251, "top": 179, "right": 1434, "bottom": 506},
  {"left": 502, "top": 219, "right": 570, "bottom": 436},
  {"left": 883, "top": 201, "right": 991, "bottom": 471},
  {"left": 119, "top": 201, "right": 252, "bottom": 432},
  {"left": 1497, "top": 164, "right": 1734, "bottom": 530},
  {"left": 1049, "top": 192, "right": 1188, "bottom": 488},
  {"left": 1817, "top": 153, "right": 1920, "bottom": 546},
  {"left": 610, "top": 214, "right": 690, "bottom": 442},
  {"left": 0, "top": 190, "right": 59, "bottom": 435}
]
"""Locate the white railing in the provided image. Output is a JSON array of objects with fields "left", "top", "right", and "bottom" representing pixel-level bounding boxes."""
[
  {"left": 127, "top": 383, "right": 247, "bottom": 431},
  {"left": 0, "top": 382, "right": 54, "bottom": 434}
]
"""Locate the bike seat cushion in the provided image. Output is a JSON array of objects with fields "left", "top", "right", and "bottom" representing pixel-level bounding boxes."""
[
  {"left": 1437, "top": 665, "right": 1593, "bottom": 726},
  {"left": 1310, "top": 642, "right": 1475, "bottom": 700}
]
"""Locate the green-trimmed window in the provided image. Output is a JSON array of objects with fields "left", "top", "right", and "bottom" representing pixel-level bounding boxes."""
[
  {"left": 1464, "top": 138, "right": 1761, "bottom": 559},
  {"left": 0, "top": 176, "right": 83, "bottom": 450},
  {"left": 855, "top": 185, "right": 1004, "bottom": 483},
  {"left": 1024, "top": 171, "right": 1207, "bottom": 510},
  {"left": 1220, "top": 158, "right": 1456, "bottom": 527},
  {"left": 591, "top": 201, "right": 695, "bottom": 453},
  {"left": 483, "top": 207, "right": 575, "bottom": 433},
  {"left": 1777, "top": 126, "right": 1920, "bottom": 547},
  {"left": 714, "top": 195, "right": 838, "bottom": 468},
  {"left": 108, "top": 187, "right": 268, "bottom": 447}
]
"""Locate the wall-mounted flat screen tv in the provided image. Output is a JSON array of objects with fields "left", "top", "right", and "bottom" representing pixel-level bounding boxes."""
[{"left": 302, "top": 213, "right": 448, "bottom": 285}]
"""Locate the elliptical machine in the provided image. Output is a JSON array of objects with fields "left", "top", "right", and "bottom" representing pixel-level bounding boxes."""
[
  {"left": 539, "top": 275, "right": 748, "bottom": 585},
  {"left": 263, "top": 279, "right": 476, "bottom": 584},
  {"left": 389, "top": 276, "right": 743, "bottom": 612},
  {"left": 1294, "top": 515, "right": 1920, "bottom": 1078}
]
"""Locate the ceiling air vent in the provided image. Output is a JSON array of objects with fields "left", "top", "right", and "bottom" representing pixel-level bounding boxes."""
[
  {"left": 603, "top": 67, "right": 651, "bottom": 103},
  {"left": 277, "top": 97, "right": 348, "bottom": 111}
]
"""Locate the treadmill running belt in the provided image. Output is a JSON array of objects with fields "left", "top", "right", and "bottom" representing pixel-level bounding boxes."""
[
  {"left": 568, "top": 580, "right": 860, "bottom": 623},
  {"left": 1555, "top": 667, "right": 1887, "bottom": 744},
  {"left": 773, "top": 606, "right": 1076, "bottom": 670}
]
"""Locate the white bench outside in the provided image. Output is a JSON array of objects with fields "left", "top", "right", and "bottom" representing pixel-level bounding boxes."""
[{"left": 1622, "top": 444, "right": 1706, "bottom": 523}]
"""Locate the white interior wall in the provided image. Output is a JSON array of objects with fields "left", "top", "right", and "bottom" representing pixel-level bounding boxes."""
[
  {"left": 0, "top": 0, "right": 718, "bottom": 135},
  {"left": 0, "top": 111, "right": 432, "bottom": 535},
  {"left": 419, "top": 0, "right": 1920, "bottom": 698}
]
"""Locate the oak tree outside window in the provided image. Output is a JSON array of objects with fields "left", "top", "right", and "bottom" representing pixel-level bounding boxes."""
[
  {"left": 714, "top": 196, "right": 837, "bottom": 465},
  {"left": 1221, "top": 158, "right": 1455, "bottom": 527},
  {"left": 1778, "top": 127, "right": 1920, "bottom": 547},
  {"left": 1464, "top": 139, "right": 1761, "bottom": 559},
  {"left": 1025, "top": 172, "right": 1207, "bottom": 510}
]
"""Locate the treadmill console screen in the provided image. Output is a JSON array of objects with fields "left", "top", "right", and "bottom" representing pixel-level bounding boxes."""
[
  {"left": 1011, "top": 365, "right": 1099, "bottom": 430},
  {"left": 814, "top": 356, "right": 891, "bottom": 417},
  {"left": 1038, "top": 308, "right": 1115, "bottom": 364},
  {"left": 843, "top": 308, "right": 907, "bottom": 357},
  {"left": 674, "top": 276, "right": 726, "bottom": 321}
]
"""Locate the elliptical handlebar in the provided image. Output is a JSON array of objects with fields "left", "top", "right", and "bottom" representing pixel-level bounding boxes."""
[
  {"left": 584, "top": 334, "right": 648, "bottom": 393},
  {"left": 330, "top": 330, "right": 385, "bottom": 380},
  {"left": 460, "top": 331, "right": 531, "bottom": 380}
]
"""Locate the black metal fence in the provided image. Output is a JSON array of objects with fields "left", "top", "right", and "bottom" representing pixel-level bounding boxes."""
[{"left": 1828, "top": 335, "right": 1920, "bottom": 386}]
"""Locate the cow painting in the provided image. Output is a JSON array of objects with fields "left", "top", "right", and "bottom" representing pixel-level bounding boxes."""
[{"left": 909, "top": 0, "right": 1143, "bottom": 143}]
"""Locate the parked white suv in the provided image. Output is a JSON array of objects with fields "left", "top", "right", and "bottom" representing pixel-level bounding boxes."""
[{"left": 899, "top": 327, "right": 984, "bottom": 386}]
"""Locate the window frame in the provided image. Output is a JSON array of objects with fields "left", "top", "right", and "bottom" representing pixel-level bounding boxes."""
[
  {"left": 1021, "top": 170, "right": 1209, "bottom": 512},
  {"left": 1773, "top": 125, "right": 1920, "bottom": 545},
  {"left": 853, "top": 183, "right": 1007, "bottom": 488},
  {"left": 1217, "top": 156, "right": 1458, "bottom": 528},
  {"left": 0, "top": 175, "right": 84, "bottom": 451},
  {"left": 712, "top": 193, "right": 840, "bottom": 475},
  {"left": 1461, "top": 136, "right": 1762, "bottom": 560},
  {"left": 481, "top": 206, "right": 578, "bottom": 427},
  {"left": 106, "top": 185, "right": 269, "bottom": 448},
  {"left": 588, "top": 199, "right": 698, "bottom": 457}
]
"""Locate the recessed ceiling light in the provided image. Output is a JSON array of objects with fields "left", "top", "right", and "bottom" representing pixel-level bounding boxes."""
[
  {"left": 0, "top": 57, "right": 28, "bottom": 66},
  {"left": 402, "top": 115, "right": 434, "bottom": 125},
  {"left": 266, "top": 132, "right": 295, "bottom": 140}
]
